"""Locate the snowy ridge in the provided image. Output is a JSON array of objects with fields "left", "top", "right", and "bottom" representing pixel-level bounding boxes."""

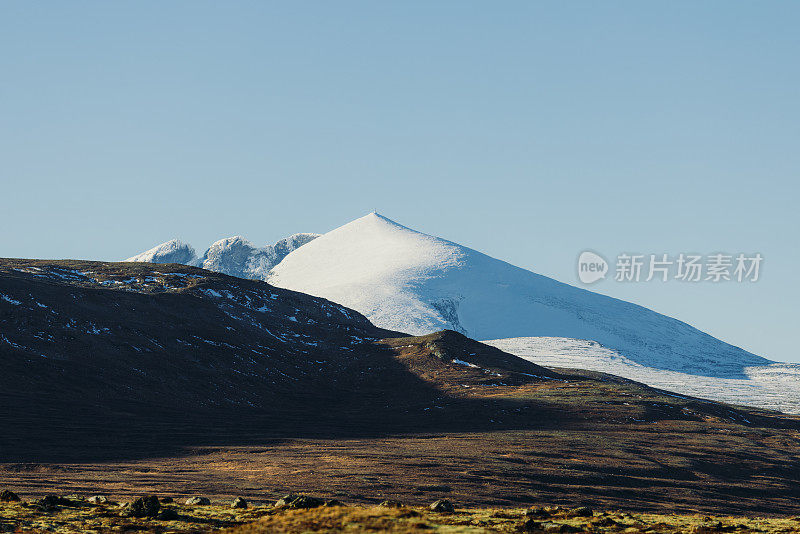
[
  {"left": 270, "top": 213, "right": 770, "bottom": 381},
  {"left": 125, "top": 233, "right": 319, "bottom": 280},
  {"left": 124, "top": 239, "right": 197, "bottom": 265}
]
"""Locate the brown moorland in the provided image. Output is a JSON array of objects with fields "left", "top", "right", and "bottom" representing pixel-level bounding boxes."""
[{"left": 1, "top": 259, "right": 799, "bottom": 523}]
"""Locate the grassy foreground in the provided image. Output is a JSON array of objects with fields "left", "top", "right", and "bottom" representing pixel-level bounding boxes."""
[{"left": 2, "top": 497, "right": 800, "bottom": 533}]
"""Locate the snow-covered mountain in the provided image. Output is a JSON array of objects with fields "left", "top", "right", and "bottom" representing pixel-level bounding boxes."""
[
  {"left": 125, "top": 233, "right": 319, "bottom": 280},
  {"left": 269, "top": 212, "right": 770, "bottom": 380},
  {"left": 124, "top": 239, "right": 197, "bottom": 265}
]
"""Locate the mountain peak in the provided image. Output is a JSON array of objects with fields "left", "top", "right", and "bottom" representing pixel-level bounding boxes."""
[
  {"left": 270, "top": 213, "right": 769, "bottom": 381},
  {"left": 124, "top": 239, "right": 197, "bottom": 265},
  {"left": 349, "top": 211, "right": 409, "bottom": 229}
]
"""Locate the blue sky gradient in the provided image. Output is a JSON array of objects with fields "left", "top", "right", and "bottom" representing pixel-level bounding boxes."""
[{"left": 2, "top": 2, "right": 798, "bottom": 362}]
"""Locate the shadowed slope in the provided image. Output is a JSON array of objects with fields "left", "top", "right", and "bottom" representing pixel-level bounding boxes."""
[{"left": 3, "top": 259, "right": 800, "bottom": 515}]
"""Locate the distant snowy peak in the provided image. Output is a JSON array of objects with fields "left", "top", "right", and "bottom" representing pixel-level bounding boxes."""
[
  {"left": 201, "top": 236, "right": 256, "bottom": 277},
  {"left": 124, "top": 232, "right": 320, "bottom": 280},
  {"left": 200, "top": 232, "right": 320, "bottom": 280},
  {"left": 124, "top": 239, "right": 197, "bottom": 265}
]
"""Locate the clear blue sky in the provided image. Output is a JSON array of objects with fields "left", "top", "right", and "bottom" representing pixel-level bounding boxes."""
[{"left": 2, "top": 2, "right": 798, "bottom": 362}]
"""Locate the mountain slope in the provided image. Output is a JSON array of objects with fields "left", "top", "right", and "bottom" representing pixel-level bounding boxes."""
[
  {"left": 0, "top": 258, "right": 563, "bottom": 460},
  {"left": 485, "top": 336, "right": 800, "bottom": 414},
  {"left": 269, "top": 213, "right": 769, "bottom": 380},
  {"left": 125, "top": 233, "right": 319, "bottom": 280},
  {"left": 3, "top": 259, "right": 800, "bottom": 515}
]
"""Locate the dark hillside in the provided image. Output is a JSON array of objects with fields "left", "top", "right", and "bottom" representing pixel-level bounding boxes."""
[{"left": 2, "top": 259, "right": 800, "bottom": 515}]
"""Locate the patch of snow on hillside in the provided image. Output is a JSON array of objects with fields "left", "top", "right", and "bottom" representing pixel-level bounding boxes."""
[
  {"left": 1, "top": 294, "right": 21, "bottom": 305},
  {"left": 484, "top": 337, "right": 800, "bottom": 414}
]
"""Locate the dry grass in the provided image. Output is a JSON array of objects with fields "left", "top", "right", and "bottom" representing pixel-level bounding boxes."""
[
  {"left": 0, "top": 499, "right": 268, "bottom": 533},
  {"left": 3, "top": 499, "right": 800, "bottom": 533}
]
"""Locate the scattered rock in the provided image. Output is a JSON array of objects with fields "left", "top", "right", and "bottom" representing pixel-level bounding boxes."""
[
  {"left": 0, "top": 490, "right": 20, "bottom": 502},
  {"left": 689, "top": 521, "right": 726, "bottom": 533},
  {"left": 591, "top": 516, "right": 617, "bottom": 527},
  {"left": 157, "top": 508, "right": 179, "bottom": 520},
  {"left": 36, "top": 495, "right": 74, "bottom": 510},
  {"left": 185, "top": 496, "right": 211, "bottom": 506},
  {"left": 568, "top": 506, "right": 593, "bottom": 517},
  {"left": 378, "top": 500, "right": 405, "bottom": 508},
  {"left": 524, "top": 507, "right": 551, "bottom": 518},
  {"left": 129, "top": 495, "right": 161, "bottom": 518},
  {"left": 231, "top": 497, "right": 248, "bottom": 509},
  {"left": 543, "top": 522, "right": 582, "bottom": 533},
  {"left": 87, "top": 495, "right": 108, "bottom": 504},
  {"left": 429, "top": 499, "right": 455, "bottom": 513},
  {"left": 160, "top": 496, "right": 174, "bottom": 504},
  {"left": 520, "top": 519, "right": 541, "bottom": 532},
  {"left": 274, "top": 494, "right": 327, "bottom": 509},
  {"left": 520, "top": 520, "right": 582, "bottom": 533}
]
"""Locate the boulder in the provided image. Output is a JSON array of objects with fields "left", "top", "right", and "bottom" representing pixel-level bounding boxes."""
[
  {"left": 129, "top": 495, "right": 161, "bottom": 518},
  {"left": 378, "top": 500, "right": 404, "bottom": 508},
  {"left": 231, "top": 497, "right": 248, "bottom": 509},
  {"left": 185, "top": 496, "right": 211, "bottom": 506},
  {"left": 520, "top": 520, "right": 582, "bottom": 533},
  {"left": 36, "top": 495, "right": 74, "bottom": 510},
  {"left": 274, "top": 494, "right": 327, "bottom": 509},
  {"left": 524, "top": 507, "right": 551, "bottom": 518},
  {"left": 87, "top": 495, "right": 108, "bottom": 504},
  {"left": 689, "top": 521, "right": 726, "bottom": 533},
  {"left": 429, "top": 499, "right": 455, "bottom": 513},
  {"left": 0, "top": 490, "right": 20, "bottom": 502},
  {"left": 568, "top": 506, "right": 593, "bottom": 518},
  {"left": 590, "top": 516, "right": 617, "bottom": 527},
  {"left": 157, "top": 508, "right": 179, "bottom": 520}
]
